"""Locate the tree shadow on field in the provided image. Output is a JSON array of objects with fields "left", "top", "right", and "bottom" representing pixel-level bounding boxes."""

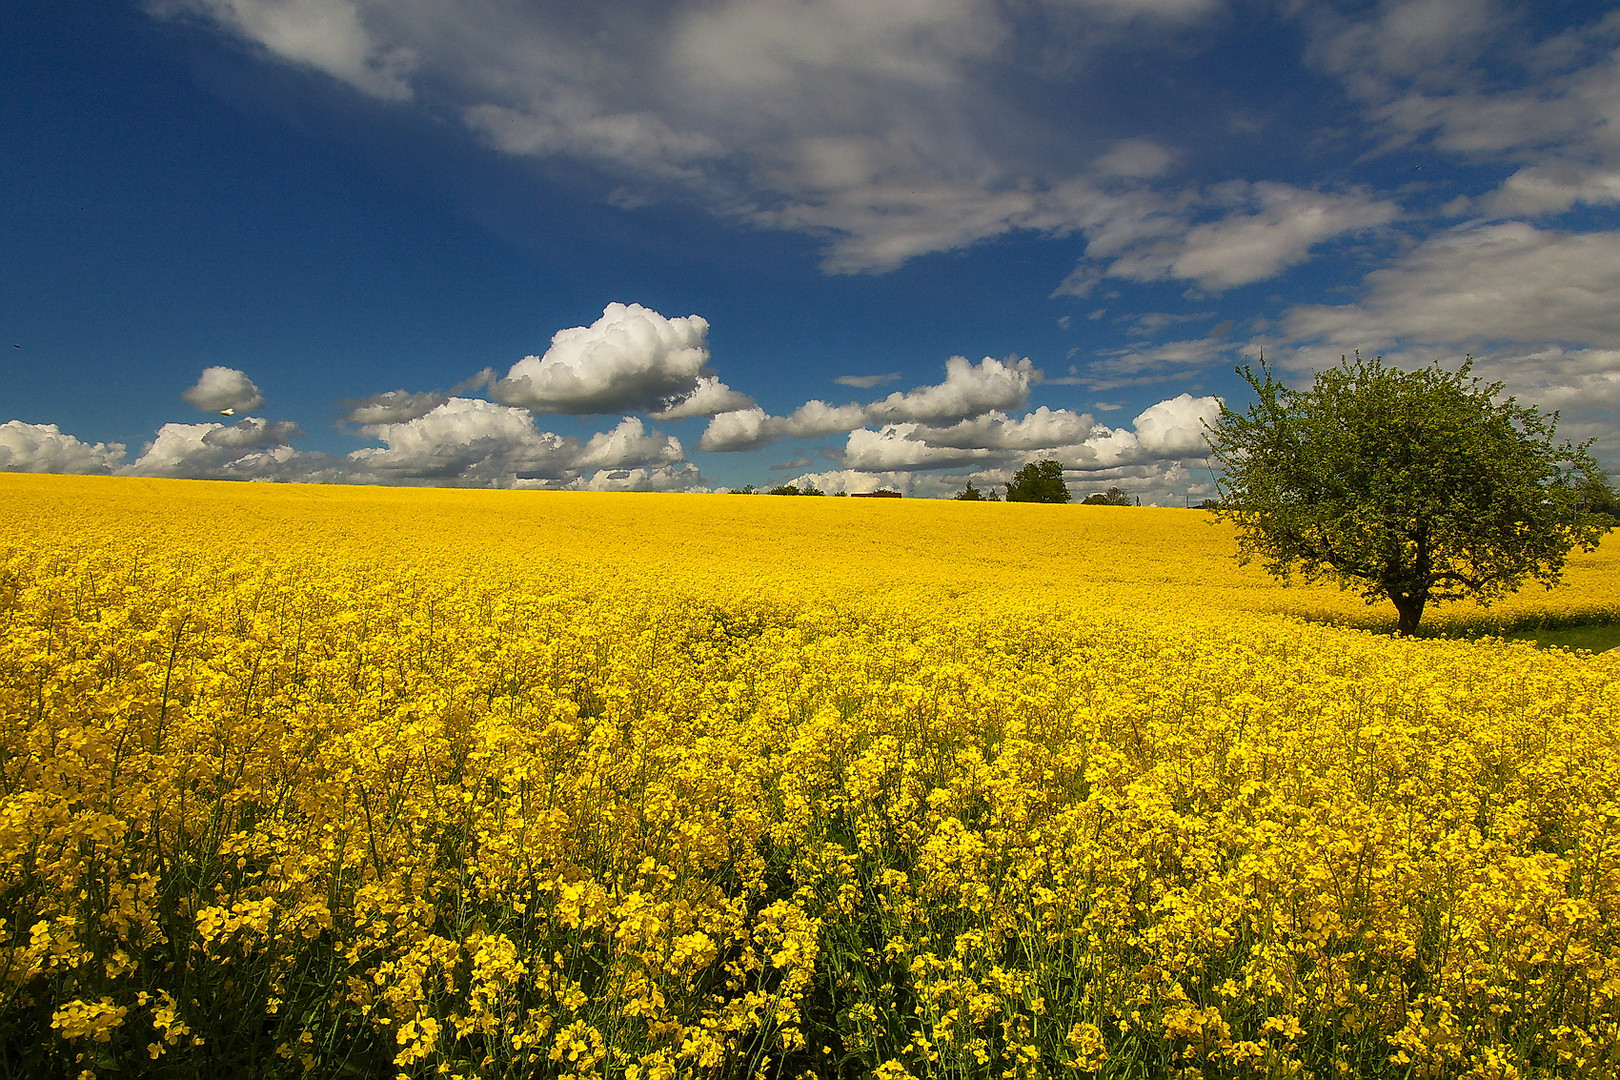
[{"left": 1286, "top": 605, "right": 1620, "bottom": 653}]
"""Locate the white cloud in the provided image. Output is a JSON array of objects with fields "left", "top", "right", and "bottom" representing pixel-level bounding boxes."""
[
  {"left": 202, "top": 417, "right": 303, "bottom": 448},
  {"left": 182, "top": 366, "right": 265, "bottom": 414},
  {"left": 699, "top": 407, "right": 779, "bottom": 453},
  {"left": 842, "top": 424, "right": 999, "bottom": 472},
  {"left": 573, "top": 417, "right": 684, "bottom": 470},
  {"left": 143, "top": 0, "right": 1300, "bottom": 278},
  {"left": 0, "top": 422, "right": 126, "bottom": 474},
  {"left": 865, "top": 356, "right": 1036, "bottom": 424},
  {"left": 822, "top": 393, "right": 1216, "bottom": 478},
  {"left": 786, "top": 399, "right": 868, "bottom": 437},
  {"left": 494, "top": 303, "right": 713, "bottom": 415},
  {"left": 1302, "top": 3, "right": 1620, "bottom": 223},
  {"left": 339, "top": 389, "right": 446, "bottom": 425},
  {"left": 464, "top": 102, "right": 720, "bottom": 180},
  {"left": 1093, "top": 183, "right": 1399, "bottom": 292},
  {"left": 577, "top": 463, "right": 706, "bottom": 492},
  {"left": 1478, "top": 161, "right": 1620, "bottom": 218},
  {"left": 1129, "top": 393, "right": 1222, "bottom": 457},
  {"left": 1475, "top": 346, "right": 1620, "bottom": 417},
  {"left": 1077, "top": 337, "right": 1231, "bottom": 390},
  {"left": 914, "top": 406, "right": 1095, "bottom": 450},
  {"left": 700, "top": 357, "right": 1039, "bottom": 452},
  {"left": 672, "top": 0, "right": 1003, "bottom": 93},
  {"left": 650, "top": 375, "right": 754, "bottom": 419},
  {"left": 123, "top": 419, "right": 305, "bottom": 478},
  {"left": 148, "top": 0, "right": 415, "bottom": 100},
  {"left": 348, "top": 397, "right": 578, "bottom": 483},
  {"left": 834, "top": 372, "right": 901, "bottom": 388},
  {"left": 1283, "top": 222, "right": 1620, "bottom": 349},
  {"left": 785, "top": 468, "right": 916, "bottom": 496},
  {"left": 1303, "top": 0, "right": 1508, "bottom": 90},
  {"left": 696, "top": 399, "right": 872, "bottom": 452}
]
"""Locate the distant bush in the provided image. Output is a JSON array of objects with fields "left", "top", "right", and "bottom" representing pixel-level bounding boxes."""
[
  {"left": 954, "top": 480, "right": 999, "bottom": 501},
  {"left": 1081, "top": 487, "right": 1134, "bottom": 506},
  {"left": 768, "top": 483, "right": 824, "bottom": 496}
]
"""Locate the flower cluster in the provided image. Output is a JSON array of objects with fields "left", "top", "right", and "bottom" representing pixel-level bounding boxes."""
[{"left": 0, "top": 473, "right": 1616, "bottom": 1077}]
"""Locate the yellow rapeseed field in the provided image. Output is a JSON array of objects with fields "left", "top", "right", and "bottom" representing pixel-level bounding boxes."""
[{"left": 2, "top": 472, "right": 1618, "bottom": 1079}]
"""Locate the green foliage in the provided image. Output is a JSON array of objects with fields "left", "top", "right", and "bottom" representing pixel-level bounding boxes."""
[
  {"left": 1081, "top": 487, "right": 1133, "bottom": 506},
  {"left": 953, "top": 480, "right": 999, "bottom": 501},
  {"left": 1578, "top": 470, "right": 1620, "bottom": 520},
  {"left": 1005, "top": 460, "right": 1070, "bottom": 504},
  {"left": 1208, "top": 354, "right": 1613, "bottom": 635},
  {"left": 1501, "top": 622, "right": 1620, "bottom": 653},
  {"left": 768, "top": 483, "right": 824, "bottom": 496}
]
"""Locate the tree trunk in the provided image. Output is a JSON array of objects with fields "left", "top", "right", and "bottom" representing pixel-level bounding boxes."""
[{"left": 1390, "top": 591, "right": 1425, "bottom": 636}]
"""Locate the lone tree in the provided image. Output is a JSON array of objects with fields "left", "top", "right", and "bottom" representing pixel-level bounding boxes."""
[
  {"left": 1006, "top": 459, "right": 1071, "bottom": 503},
  {"left": 1207, "top": 355, "right": 1612, "bottom": 636},
  {"left": 1082, "top": 487, "right": 1133, "bottom": 506}
]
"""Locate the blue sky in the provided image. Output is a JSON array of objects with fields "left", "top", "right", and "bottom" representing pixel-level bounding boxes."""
[{"left": 4, "top": 0, "right": 1619, "bottom": 499}]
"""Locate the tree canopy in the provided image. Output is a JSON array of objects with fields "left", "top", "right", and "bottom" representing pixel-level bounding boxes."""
[
  {"left": 1081, "top": 487, "right": 1133, "bottom": 506},
  {"left": 954, "top": 480, "right": 999, "bottom": 501},
  {"left": 1005, "top": 460, "right": 1070, "bottom": 503},
  {"left": 1207, "top": 355, "right": 1611, "bottom": 635}
]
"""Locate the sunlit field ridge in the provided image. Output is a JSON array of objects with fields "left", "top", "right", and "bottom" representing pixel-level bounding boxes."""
[{"left": 2, "top": 473, "right": 1618, "bottom": 1079}]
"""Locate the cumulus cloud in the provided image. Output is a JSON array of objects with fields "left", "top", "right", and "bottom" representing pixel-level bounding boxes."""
[
  {"left": 339, "top": 389, "right": 447, "bottom": 425},
  {"left": 700, "top": 357, "right": 1036, "bottom": 453},
  {"left": 573, "top": 417, "right": 684, "bottom": 470},
  {"left": 575, "top": 463, "right": 706, "bottom": 493},
  {"left": 694, "top": 397, "right": 867, "bottom": 453},
  {"left": 865, "top": 356, "right": 1037, "bottom": 424},
  {"left": 494, "top": 303, "right": 714, "bottom": 414},
  {"left": 913, "top": 407, "right": 1095, "bottom": 450},
  {"left": 699, "top": 407, "right": 779, "bottom": 453},
  {"left": 842, "top": 424, "right": 1000, "bottom": 472},
  {"left": 182, "top": 366, "right": 265, "bottom": 414},
  {"left": 784, "top": 468, "right": 917, "bottom": 496},
  {"left": 124, "top": 420, "right": 305, "bottom": 479},
  {"left": 649, "top": 375, "right": 754, "bottom": 419},
  {"left": 815, "top": 392, "right": 1220, "bottom": 482},
  {"left": 202, "top": 417, "right": 304, "bottom": 448},
  {"left": 348, "top": 397, "right": 579, "bottom": 483},
  {"left": 787, "top": 399, "right": 868, "bottom": 437},
  {"left": 0, "top": 422, "right": 127, "bottom": 474},
  {"left": 1129, "top": 393, "right": 1222, "bottom": 456}
]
